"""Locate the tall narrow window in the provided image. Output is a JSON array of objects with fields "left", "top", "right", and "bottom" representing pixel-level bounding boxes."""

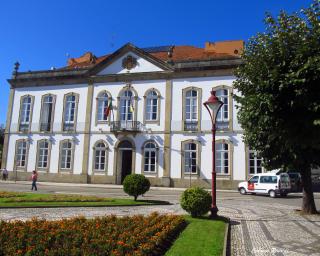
[
  {"left": 63, "top": 94, "right": 77, "bottom": 131},
  {"left": 216, "top": 89, "right": 229, "bottom": 122},
  {"left": 143, "top": 141, "right": 157, "bottom": 172},
  {"left": 146, "top": 91, "right": 158, "bottom": 121},
  {"left": 19, "top": 96, "right": 32, "bottom": 131},
  {"left": 37, "top": 140, "right": 49, "bottom": 169},
  {"left": 60, "top": 140, "right": 73, "bottom": 170},
  {"left": 97, "top": 92, "right": 109, "bottom": 122},
  {"left": 40, "top": 95, "right": 54, "bottom": 132},
  {"left": 216, "top": 143, "right": 229, "bottom": 174},
  {"left": 249, "top": 149, "right": 263, "bottom": 175},
  {"left": 185, "top": 90, "right": 198, "bottom": 131},
  {"left": 94, "top": 142, "right": 107, "bottom": 171},
  {"left": 16, "top": 140, "right": 27, "bottom": 168},
  {"left": 120, "top": 90, "right": 133, "bottom": 122},
  {"left": 184, "top": 142, "right": 197, "bottom": 174}
]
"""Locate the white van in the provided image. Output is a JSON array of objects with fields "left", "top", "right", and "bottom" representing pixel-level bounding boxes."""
[{"left": 238, "top": 173, "right": 291, "bottom": 198}]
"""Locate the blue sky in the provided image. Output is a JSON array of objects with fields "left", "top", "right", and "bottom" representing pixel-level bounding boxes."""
[{"left": 0, "top": 0, "right": 310, "bottom": 125}]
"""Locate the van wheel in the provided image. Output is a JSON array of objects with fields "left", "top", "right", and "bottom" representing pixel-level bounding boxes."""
[
  {"left": 239, "top": 187, "right": 246, "bottom": 195},
  {"left": 269, "top": 190, "right": 276, "bottom": 198}
]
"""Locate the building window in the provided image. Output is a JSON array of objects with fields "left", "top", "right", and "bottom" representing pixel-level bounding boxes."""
[
  {"left": 143, "top": 141, "right": 157, "bottom": 172},
  {"left": 120, "top": 90, "right": 134, "bottom": 121},
  {"left": 15, "top": 140, "right": 27, "bottom": 168},
  {"left": 216, "top": 89, "right": 229, "bottom": 130},
  {"left": 249, "top": 150, "right": 263, "bottom": 175},
  {"left": 37, "top": 140, "right": 49, "bottom": 169},
  {"left": 40, "top": 95, "right": 55, "bottom": 132},
  {"left": 216, "top": 143, "right": 229, "bottom": 174},
  {"left": 94, "top": 142, "right": 107, "bottom": 171},
  {"left": 63, "top": 94, "right": 78, "bottom": 131},
  {"left": 145, "top": 90, "right": 158, "bottom": 121},
  {"left": 19, "top": 96, "right": 33, "bottom": 132},
  {"left": 185, "top": 90, "right": 198, "bottom": 131},
  {"left": 184, "top": 142, "right": 198, "bottom": 174},
  {"left": 97, "top": 92, "right": 109, "bottom": 122},
  {"left": 60, "top": 140, "right": 73, "bottom": 170}
]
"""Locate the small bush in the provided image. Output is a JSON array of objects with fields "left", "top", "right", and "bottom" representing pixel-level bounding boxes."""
[
  {"left": 180, "top": 187, "right": 212, "bottom": 217},
  {"left": 123, "top": 174, "right": 150, "bottom": 201}
]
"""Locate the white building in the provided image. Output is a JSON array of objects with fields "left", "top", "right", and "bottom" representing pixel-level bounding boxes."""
[{"left": 2, "top": 41, "right": 263, "bottom": 188}]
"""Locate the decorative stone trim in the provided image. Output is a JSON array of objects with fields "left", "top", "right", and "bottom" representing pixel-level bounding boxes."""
[
  {"left": 58, "top": 139, "right": 75, "bottom": 173},
  {"left": 116, "top": 84, "right": 138, "bottom": 122},
  {"left": 181, "top": 139, "right": 202, "bottom": 178},
  {"left": 92, "top": 140, "right": 109, "bottom": 174},
  {"left": 141, "top": 140, "right": 159, "bottom": 176},
  {"left": 215, "top": 139, "right": 233, "bottom": 179},
  {"left": 95, "top": 90, "right": 112, "bottom": 125},
  {"left": 38, "top": 94, "right": 56, "bottom": 133},
  {"left": 14, "top": 139, "right": 30, "bottom": 172},
  {"left": 143, "top": 88, "right": 161, "bottom": 125},
  {"left": 35, "top": 139, "right": 52, "bottom": 172},
  {"left": 18, "top": 94, "right": 35, "bottom": 133},
  {"left": 61, "top": 92, "right": 79, "bottom": 132}
]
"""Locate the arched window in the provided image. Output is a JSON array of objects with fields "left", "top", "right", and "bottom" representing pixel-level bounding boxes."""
[
  {"left": 40, "top": 95, "right": 55, "bottom": 132},
  {"left": 60, "top": 140, "right": 73, "bottom": 170},
  {"left": 19, "top": 95, "right": 33, "bottom": 131},
  {"left": 216, "top": 142, "right": 229, "bottom": 174},
  {"left": 37, "top": 140, "right": 50, "bottom": 169},
  {"left": 182, "top": 88, "right": 201, "bottom": 131},
  {"left": 184, "top": 142, "right": 197, "bottom": 174},
  {"left": 120, "top": 90, "right": 134, "bottom": 121},
  {"left": 97, "top": 92, "right": 109, "bottom": 122},
  {"left": 248, "top": 149, "right": 263, "bottom": 175},
  {"left": 216, "top": 89, "right": 229, "bottom": 122},
  {"left": 15, "top": 140, "right": 28, "bottom": 168},
  {"left": 63, "top": 93, "right": 78, "bottom": 131},
  {"left": 145, "top": 90, "right": 158, "bottom": 121},
  {"left": 143, "top": 141, "right": 157, "bottom": 172},
  {"left": 94, "top": 142, "right": 107, "bottom": 171}
]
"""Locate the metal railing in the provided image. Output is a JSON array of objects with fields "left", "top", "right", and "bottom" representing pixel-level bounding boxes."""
[
  {"left": 110, "top": 121, "right": 143, "bottom": 132},
  {"left": 184, "top": 121, "right": 198, "bottom": 131}
]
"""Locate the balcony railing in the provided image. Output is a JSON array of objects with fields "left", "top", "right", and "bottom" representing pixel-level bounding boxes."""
[
  {"left": 184, "top": 121, "right": 198, "bottom": 131},
  {"left": 40, "top": 123, "right": 51, "bottom": 132},
  {"left": 110, "top": 121, "right": 143, "bottom": 132}
]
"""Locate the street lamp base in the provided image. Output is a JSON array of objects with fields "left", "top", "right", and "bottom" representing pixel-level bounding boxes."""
[{"left": 210, "top": 207, "right": 219, "bottom": 219}]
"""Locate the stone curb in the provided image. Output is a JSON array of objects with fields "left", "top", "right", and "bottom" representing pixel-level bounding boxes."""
[{"left": 223, "top": 217, "right": 230, "bottom": 256}]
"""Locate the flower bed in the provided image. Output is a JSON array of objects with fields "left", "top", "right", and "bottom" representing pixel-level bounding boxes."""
[{"left": 0, "top": 213, "right": 186, "bottom": 256}]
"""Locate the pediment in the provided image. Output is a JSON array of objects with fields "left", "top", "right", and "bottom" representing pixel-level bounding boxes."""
[{"left": 88, "top": 43, "right": 172, "bottom": 76}]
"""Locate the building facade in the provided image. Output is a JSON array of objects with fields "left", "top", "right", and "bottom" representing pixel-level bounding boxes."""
[{"left": 2, "top": 41, "right": 263, "bottom": 188}]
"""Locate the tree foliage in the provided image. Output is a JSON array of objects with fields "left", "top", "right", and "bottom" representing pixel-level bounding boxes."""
[{"left": 234, "top": 1, "right": 320, "bottom": 170}]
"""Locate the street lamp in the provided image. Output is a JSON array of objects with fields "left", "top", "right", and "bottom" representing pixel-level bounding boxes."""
[{"left": 203, "top": 90, "right": 223, "bottom": 218}]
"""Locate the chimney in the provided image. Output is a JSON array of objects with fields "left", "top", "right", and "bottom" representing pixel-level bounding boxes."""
[{"left": 205, "top": 40, "right": 244, "bottom": 56}]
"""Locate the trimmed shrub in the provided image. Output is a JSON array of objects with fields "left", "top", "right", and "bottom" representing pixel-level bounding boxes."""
[
  {"left": 180, "top": 187, "right": 212, "bottom": 217},
  {"left": 123, "top": 174, "right": 150, "bottom": 201}
]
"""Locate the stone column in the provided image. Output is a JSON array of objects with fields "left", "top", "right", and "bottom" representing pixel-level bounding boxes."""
[
  {"left": 1, "top": 88, "right": 15, "bottom": 169},
  {"left": 81, "top": 82, "right": 94, "bottom": 182},
  {"left": 162, "top": 79, "right": 172, "bottom": 187}
]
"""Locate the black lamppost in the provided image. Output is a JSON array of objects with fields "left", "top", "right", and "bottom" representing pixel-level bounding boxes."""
[{"left": 203, "top": 90, "right": 223, "bottom": 218}]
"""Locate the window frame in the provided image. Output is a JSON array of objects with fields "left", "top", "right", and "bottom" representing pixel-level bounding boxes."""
[
  {"left": 248, "top": 149, "right": 263, "bottom": 175},
  {"left": 61, "top": 93, "right": 79, "bottom": 132},
  {"left": 39, "top": 94, "right": 56, "bottom": 133},
  {"left": 215, "top": 139, "right": 233, "bottom": 177},
  {"left": 181, "top": 139, "right": 201, "bottom": 177},
  {"left": 143, "top": 88, "right": 161, "bottom": 125},
  {"left": 14, "top": 139, "right": 29, "bottom": 171},
  {"left": 117, "top": 85, "right": 138, "bottom": 122},
  {"left": 141, "top": 140, "right": 159, "bottom": 175},
  {"left": 18, "top": 95, "right": 35, "bottom": 133},
  {"left": 212, "top": 85, "right": 233, "bottom": 131},
  {"left": 182, "top": 87, "right": 202, "bottom": 132},
  {"left": 92, "top": 140, "right": 108, "bottom": 173},
  {"left": 95, "top": 90, "right": 112, "bottom": 125},
  {"left": 35, "top": 139, "right": 51, "bottom": 172},
  {"left": 58, "top": 139, "right": 75, "bottom": 172}
]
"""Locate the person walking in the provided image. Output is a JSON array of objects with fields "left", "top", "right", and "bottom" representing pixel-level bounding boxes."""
[
  {"left": 2, "top": 168, "right": 8, "bottom": 181},
  {"left": 31, "top": 170, "right": 38, "bottom": 191}
]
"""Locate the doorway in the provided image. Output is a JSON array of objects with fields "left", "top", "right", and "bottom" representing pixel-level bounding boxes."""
[{"left": 117, "top": 140, "right": 134, "bottom": 184}]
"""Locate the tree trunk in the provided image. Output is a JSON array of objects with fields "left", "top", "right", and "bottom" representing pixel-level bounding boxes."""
[{"left": 300, "top": 167, "right": 317, "bottom": 214}]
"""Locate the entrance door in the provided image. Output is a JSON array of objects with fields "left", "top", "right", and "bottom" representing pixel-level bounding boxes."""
[
  {"left": 117, "top": 140, "right": 133, "bottom": 184},
  {"left": 121, "top": 149, "right": 132, "bottom": 183}
]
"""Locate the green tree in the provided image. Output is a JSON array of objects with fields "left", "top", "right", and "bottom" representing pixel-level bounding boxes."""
[{"left": 234, "top": 1, "right": 320, "bottom": 214}]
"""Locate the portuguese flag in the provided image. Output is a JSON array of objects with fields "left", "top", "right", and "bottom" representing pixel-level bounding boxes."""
[{"left": 104, "top": 100, "right": 112, "bottom": 118}]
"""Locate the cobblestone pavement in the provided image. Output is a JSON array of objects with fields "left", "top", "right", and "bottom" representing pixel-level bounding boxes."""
[{"left": 0, "top": 192, "right": 319, "bottom": 255}]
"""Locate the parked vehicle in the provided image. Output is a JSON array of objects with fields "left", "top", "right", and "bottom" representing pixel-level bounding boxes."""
[{"left": 238, "top": 173, "right": 291, "bottom": 198}]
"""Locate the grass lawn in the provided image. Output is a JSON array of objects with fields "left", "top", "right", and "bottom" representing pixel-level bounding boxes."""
[
  {"left": 0, "top": 191, "right": 168, "bottom": 207},
  {"left": 166, "top": 216, "right": 226, "bottom": 256}
]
